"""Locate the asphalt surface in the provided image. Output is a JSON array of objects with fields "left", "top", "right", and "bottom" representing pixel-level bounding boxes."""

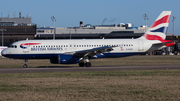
[{"left": 0, "top": 65, "right": 180, "bottom": 73}]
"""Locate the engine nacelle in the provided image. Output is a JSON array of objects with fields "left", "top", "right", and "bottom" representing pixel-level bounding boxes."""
[{"left": 50, "top": 54, "right": 80, "bottom": 64}]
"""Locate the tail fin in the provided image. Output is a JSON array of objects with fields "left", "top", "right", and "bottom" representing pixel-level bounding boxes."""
[{"left": 139, "top": 11, "right": 171, "bottom": 42}]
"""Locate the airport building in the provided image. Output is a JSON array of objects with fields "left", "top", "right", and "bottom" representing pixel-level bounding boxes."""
[
  {"left": 0, "top": 12, "right": 36, "bottom": 46},
  {"left": 35, "top": 22, "right": 147, "bottom": 39}
]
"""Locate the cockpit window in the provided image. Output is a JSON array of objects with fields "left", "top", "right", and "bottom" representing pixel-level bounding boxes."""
[{"left": 8, "top": 44, "right": 17, "bottom": 48}]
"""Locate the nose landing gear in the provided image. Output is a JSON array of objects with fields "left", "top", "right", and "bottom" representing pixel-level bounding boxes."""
[{"left": 23, "top": 59, "right": 28, "bottom": 68}]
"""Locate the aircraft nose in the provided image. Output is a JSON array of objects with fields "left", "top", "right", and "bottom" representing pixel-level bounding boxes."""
[{"left": 1, "top": 49, "right": 6, "bottom": 56}]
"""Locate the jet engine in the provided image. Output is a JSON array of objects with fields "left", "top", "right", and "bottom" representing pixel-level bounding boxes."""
[{"left": 50, "top": 54, "right": 80, "bottom": 64}]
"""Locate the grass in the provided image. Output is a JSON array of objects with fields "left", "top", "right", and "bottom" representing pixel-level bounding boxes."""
[
  {"left": 1, "top": 55, "right": 180, "bottom": 67},
  {"left": 0, "top": 56, "right": 180, "bottom": 100},
  {"left": 0, "top": 70, "right": 180, "bottom": 100}
]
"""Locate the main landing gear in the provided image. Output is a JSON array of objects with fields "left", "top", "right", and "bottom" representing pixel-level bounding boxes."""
[
  {"left": 79, "top": 57, "right": 92, "bottom": 67},
  {"left": 23, "top": 59, "right": 28, "bottom": 68},
  {"left": 79, "top": 62, "right": 91, "bottom": 67}
]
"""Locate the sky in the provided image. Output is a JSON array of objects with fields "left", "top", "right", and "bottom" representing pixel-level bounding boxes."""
[{"left": 0, "top": 0, "right": 180, "bottom": 35}]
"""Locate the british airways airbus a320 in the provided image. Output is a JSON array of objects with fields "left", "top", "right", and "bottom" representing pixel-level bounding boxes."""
[{"left": 1, "top": 11, "right": 174, "bottom": 68}]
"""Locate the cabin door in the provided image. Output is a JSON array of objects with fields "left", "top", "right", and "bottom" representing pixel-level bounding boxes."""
[{"left": 138, "top": 40, "right": 144, "bottom": 51}]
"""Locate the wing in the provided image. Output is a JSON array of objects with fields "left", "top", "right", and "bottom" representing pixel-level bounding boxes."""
[{"left": 65, "top": 46, "right": 114, "bottom": 58}]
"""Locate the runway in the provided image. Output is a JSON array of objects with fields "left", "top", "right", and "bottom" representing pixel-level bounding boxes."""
[{"left": 0, "top": 65, "right": 180, "bottom": 73}]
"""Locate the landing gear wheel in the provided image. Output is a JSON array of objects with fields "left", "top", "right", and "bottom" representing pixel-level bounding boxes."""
[
  {"left": 85, "top": 62, "right": 91, "bottom": 67},
  {"left": 23, "top": 64, "right": 27, "bottom": 68},
  {"left": 23, "top": 59, "right": 28, "bottom": 68},
  {"left": 79, "top": 62, "right": 85, "bottom": 67}
]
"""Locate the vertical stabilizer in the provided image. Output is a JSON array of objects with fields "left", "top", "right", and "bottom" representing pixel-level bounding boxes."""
[{"left": 140, "top": 11, "right": 171, "bottom": 42}]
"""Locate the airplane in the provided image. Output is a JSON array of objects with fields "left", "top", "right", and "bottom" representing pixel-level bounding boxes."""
[
  {"left": 1, "top": 11, "right": 174, "bottom": 68},
  {"left": 0, "top": 46, "right": 7, "bottom": 56}
]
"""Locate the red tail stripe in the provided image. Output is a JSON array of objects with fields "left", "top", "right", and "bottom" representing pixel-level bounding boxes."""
[
  {"left": 144, "top": 34, "right": 173, "bottom": 43},
  {"left": 150, "top": 15, "right": 170, "bottom": 28},
  {"left": 143, "top": 34, "right": 164, "bottom": 41}
]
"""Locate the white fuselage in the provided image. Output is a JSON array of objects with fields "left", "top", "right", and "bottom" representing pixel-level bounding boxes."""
[{"left": 2, "top": 38, "right": 153, "bottom": 59}]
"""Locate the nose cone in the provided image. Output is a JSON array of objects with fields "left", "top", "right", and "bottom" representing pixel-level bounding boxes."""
[{"left": 1, "top": 49, "right": 6, "bottom": 56}]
